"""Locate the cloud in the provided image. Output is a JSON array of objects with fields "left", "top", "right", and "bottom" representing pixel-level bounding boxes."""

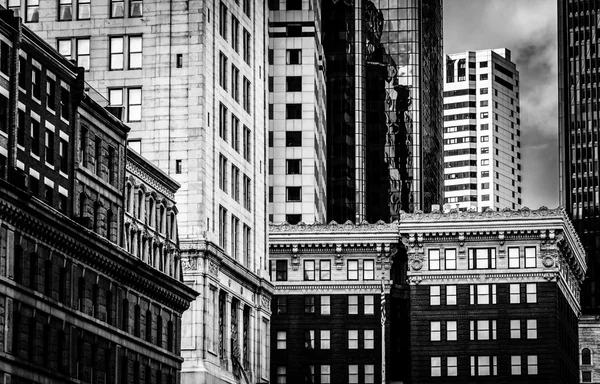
[{"left": 444, "top": 0, "right": 559, "bottom": 208}]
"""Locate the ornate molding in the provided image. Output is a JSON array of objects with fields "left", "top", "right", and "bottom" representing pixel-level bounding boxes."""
[{"left": 181, "top": 256, "right": 198, "bottom": 271}]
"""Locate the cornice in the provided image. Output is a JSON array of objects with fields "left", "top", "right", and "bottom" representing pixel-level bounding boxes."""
[
  {"left": 126, "top": 148, "right": 179, "bottom": 200},
  {"left": 0, "top": 184, "right": 197, "bottom": 313}
]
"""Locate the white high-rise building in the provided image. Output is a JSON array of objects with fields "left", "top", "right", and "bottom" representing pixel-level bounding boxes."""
[
  {"left": 267, "top": 0, "right": 327, "bottom": 225},
  {"left": 21, "top": 1, "right": 274, "bottom": 383},
  {"left": 443, "top": 49, "right": 522, "bottom": 212}
]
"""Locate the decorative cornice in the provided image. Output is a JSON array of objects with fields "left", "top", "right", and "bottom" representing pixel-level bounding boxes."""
[{"left": 126, "top": 148, "right": 178, "bottom": 201}]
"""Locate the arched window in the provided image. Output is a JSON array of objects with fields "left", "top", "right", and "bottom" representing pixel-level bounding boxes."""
[
  {"left": 583, "top": 348, "right": 592, "bottom": 365},
  {"left": 126, "top": 183, "right": 133, "bottom": 213},
  {"left": 122, "top": 298, "right": 130, "bottom": 332},
  {"left": 148, "top": 197, "right": 154, "bottom": 227},
  {"left": 146, "top": 309, "right": 153, "bottom": 342},
  {"left": 159, "top": 205, "right": 166, "bottom": 233},
  {"left": 137, "top": 190, "right": 144, "bottom": 220},
  {"left": 169, "top": 213, "right": 176, "bottom": 240},
  {"left": 167, "top": 319, "right": 174, "bottom": 352}
]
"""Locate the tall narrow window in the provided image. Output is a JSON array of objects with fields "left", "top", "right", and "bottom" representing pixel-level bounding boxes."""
[
  {"left": 78, "top": 0, "right": 90, "bottom": 19},
  {"left": 111, "top": 0, "right": 124, "bottom": 17},
  {"left": 130, "top": 0, "right": 142, "bottom": 17},
  {"left": 60, "top": 87, "right": 70, "bottom": 120},
  {"left": 31, "top": 66, "right": 40, "bottom": 99},
  {"left": 31, "top": 120, "right": 40, "bottom": 156},
  {"left": 26, "top": 0, "right": 39, "bottom": 22},
  {"left": 129, "top": 36, "right": 142, "bottom": 69},
  {"left": 128, "top": 87, "right": 142, "bottom": 121},
  {"left": 45, "top": 130, "right": 55, "bottom": 165},
  {"left": 95, "top": 136, "right": 102, "bottom": 175},
  {"left": 76, "top": 38, "right": 90, "bottom": 70},
  {"left": 109, "top": 37, "right": 124, "bottom": 70}
]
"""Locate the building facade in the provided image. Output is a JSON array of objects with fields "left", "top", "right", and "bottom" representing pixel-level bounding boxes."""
[
  {"left": 0, "top": 11, "right": 197, "bottom": 383},
  {"left": 20, "top": 1, "right": 274, "bottom": 382},
  {"left": 443, "top": 49, "right": 522, "bottom": 212},
  {"left": 267, "top": 0, "right": 327, "bottom": 225},
  {"left": 558, "top": 0, "right": 600, "bottom": 314},
  {"left": 579, "top": 315, "right": 600, "bottom": 383},
  {"left": 323, "top": 0, "right": 444, "bottom": 223},
  {"left": 404, "top": 207, "right": 585, "bottom": 383},
  {"left": 269, "top": 221, "right": 399, "bottom": 384}
]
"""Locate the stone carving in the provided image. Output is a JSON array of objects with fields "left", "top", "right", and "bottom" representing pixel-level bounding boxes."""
[
  {"left": 181, "top": 257, "right": 198, "bottom": 271},
  {"left": 208, "top": 261, "right": 219, "bottom": 276},
  {"left": 261, "top": 294, "right": 270, "bottom": 309},
  {"left": 542, "top": 256, "right": 555, "bottom": 268}
]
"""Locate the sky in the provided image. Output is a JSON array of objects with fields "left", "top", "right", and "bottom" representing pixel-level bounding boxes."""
[{"left": 444, "top": 0, "right": 559, "bottom": 209}]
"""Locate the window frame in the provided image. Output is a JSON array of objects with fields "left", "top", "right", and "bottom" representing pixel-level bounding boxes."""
[
  {"left": 347, "top": 259, "right": 359, "bottom": 280},
  {"left": 303, "top": 260, "right": 315, "bottom": 281}
]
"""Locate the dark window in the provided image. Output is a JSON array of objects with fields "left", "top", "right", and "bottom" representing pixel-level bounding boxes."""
[
  {"left": 0, "top": 95, "right": 8, "bottom": 133},
  {"left": 134, "top": 304, "right": 141, "bottom": 337},
  {"left": 286, "top": 104, "right": 302, "bottom": 119},
  {"left": 268, "top": 0, "right": 279, "bottom": 10},
  {"left": 31, "top": 67, "right": 41, "bottom": 99},
  {"left": 268, "top": 49, "right": 274, "bottom": 65},
  {"left": 287, "top": 24, "right": 301, "bottom": 37},
  {"left": 277, "top": 296, "right": 287, "bottom": 314},
  {"left": 286, "top": 0, "right": 301, "bottom": 9},
  {"left": 108, "top": 146, "right": 115, "bottom": 184},
  {"left": 106, "top": 290, "right": 113, "bottom": 325},
  {"left": 286, "top": 186, "right": 301, "bottom": 201},
  {"left": 44, "top": 259, "right": 52, "bottom": 296},
  {"left": 61, "top": 87, "right": 70, "bottom": 120},
  {"left": 286, "top": 131, "right": 301, "bottom": 146},
  {"left": 582, "top": 348, "right": 592, "bottom": 365},
  {"left": 44, "top": 185, "right": 53, "bottom": 205},
  {"left": 17, "top": 110, "right": 25, "bottom": 146},
  {"left": 286, "top": 76, "right": 302, "bottom": 92},
  {"left": 276, "top": 260, "right": 287, "bottom": 281},
  {"left": 286, "top": 214, "right": 301, "bottom": 224},
  {"left": 95, "top": 136, "right": 102, "bottom": 175},
  {"left": 45, "top": 130, "right": 55, "bottom": 165},
  {"left": 122, "top": 298, "right": 129, "bottom": 331},
  {"left": 146, "top": 309, "right": 153, "bottom": 342},
  {"left": 0, "top": 41, "right": 10, "bottom": 76},
  {"left": 47, "top": 77, "right": 56, "bottom": 111},
  {"left": 286, "top": 159, "right": 301, "bottom": 174},
  {"left": 130, "top": 0, "right": 142, "bottom": 17},
  {"left": 18, "top": 56, "right": 26, "bottom": 88},
  {"left": 60, "top": 138, "right": 68, "bottom": 173},
  {"left": 304, "top": 296, "right": 315, "bottom": 313},
  {"left": 31, "top": 120, "right": 40, "bottom": 156},
  {"left": 286, "top": 49, "right": 301, "bottom": 64}
]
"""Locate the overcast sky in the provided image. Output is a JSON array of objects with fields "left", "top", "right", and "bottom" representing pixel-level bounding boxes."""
[{"left": 444, "top": 0, "right": 558, "bottom": 209}]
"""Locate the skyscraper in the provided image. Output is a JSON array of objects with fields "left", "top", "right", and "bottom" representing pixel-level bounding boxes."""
[
  {"left": 443, "top": 49, "right": 522, "bottom": 212},
  {"left": 558, "top": 0, "right": 600, "bottom": 312},
  {"left": 22, "top": 1, "right": 274, "bottom": 382},
  {"left": 323, "top": 0, "right": 444, "bottom": 223}
]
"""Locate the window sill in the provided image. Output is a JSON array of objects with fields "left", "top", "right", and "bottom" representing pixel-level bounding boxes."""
[
  {"left": 31, "top": 153, "right": 40, "bottom": 161},
  {"left": 45, "top": 162, "right": 55, "bottom": 170}
]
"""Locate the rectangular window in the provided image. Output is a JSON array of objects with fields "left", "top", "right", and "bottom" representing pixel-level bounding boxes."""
[
  {"left": 110, "top": 36, "right": 124, "bottom": 70},
  {"left": 231, "top": 215, "right": 239, "bottom": 259},
  {"left": 363, "top": 260, "right": 374, "bottom": 280},
  {"left": 242, "top": 29, "right": 251, "bottom": 64},
  {"left": 524, "top": 247, "right": 536, "bottom": 268},
  {"left": 348, "top": 330, "right": 358, "bottom": 349},
  {"left": 110, "top": 0, "right": 124, "bottom": 17},
  {"left": 364, "top": 330, "right": 374, "bottom": 349},
  {"left": 218, "top": 205, "right": 227, "bottom": 248},
  {"left": 76, "top": 38, "right": 90, "bottom": 70},
  {"left": 320, "top": 365, "right": 330, "bottom": 384},
  {"left": 46, "top": 77, "right": 56, "bottom": 111},
  {"left": 286, "top": 49, "right": 301, "bottom": 64},
  {"left": 510, "top": 319, "right": 521, "bottom": 339},
  {"left": 243, "top": 125, "right": 251, "bottom": 162},
  {"left": 526, "top": 283, "right": 537, "bottom": 303},
  {"left": 320, "top": 296, "right": 330, "bottom": 315},
  {"left": 508, "top": 248, "right": 520, "bottom": 268},
  {"left": 480, "top": 88, "right": 488, "bottom": 94},
  {"left": 231, "top": 165, "right": 240, "bottom": 201},
  {"left": 243, "top": 175, "right": 251, "bottom": 211},
  {"left": 77, "top": 0, "right": 90, "bottom": 19},
  {"left": 348, "top": 295, "right": 358, "bottom": 314},
  {"left": 348, "top": 365, "right": 358, "bottom": 384},
  {"left": 364, "top": 365, "right": 374, "bottom": 384},
  {"left": 219, "top": 2, "right": 227, "bottom": 38},
  {"left": 31, "top": 66, "right": 40, "bottom": 99},
  {"left": 446, "top": 285, "right": 457, "bottom": 305},
  {"left": 231, "top": 115, "right": 240, "bottom": 152},
  {"left": 527, "top": 355, "right": 538, "bottom": 375},
  {"left": 128, "top": 36, "right": 142, "bottom": 69},
  {"left": 470, "top": 284, "right": 496, "bottom": 305},
  {"left": 430, "top": 321, "right": 441, "bottom": 341},
  {"left": 276, "top": 331, "right": 286, "bottom": 349},
  {"left": 511, "top": 356, "right": 521, "bottom": 375},
  {"left": 470, "top": 319, "right": 496, "bottom": 340},
  {"left": 430, "top": 286, "right": 441, "bottom": 305},
  {"left": 30, "top": 120, "right": 40, "bottom": 156},
  {"left": 130, "top": 0, "right": 142, "bottom": 17},
  {"left": 286, "top": 103, "right": 302, "bottom": 119},
  {"left": 304, "top": 296, "right": 315, "bottom": 314},
  {"left": 219, "top": 103, "right": 227, "bottom": 140},
  {"left": 431, "top": 357, "right": 441, "bottom": 377},
  {"left": 447, "top": 356, "right": 458, "bottom": 376},
  {"left": 347, "top": 260, "right": 358, "bottom": 280},
  {"left": 470, "top": 356, "right": 498, "bottom": 376},
  {"left": 59, "top": 0, "right": 73, "bottom": 20},
  {"left": 242, "top": 77, "right": 251, "bottom": 113},
  {"left": 26, "top": 0, "right": 39, "bottom": 22},
  {"left": 320, "top": 260, "right": 331, "bottom": 281},
  {"left": 509, "top": 284, "right": 520, "bottom": 304},
  {"left": 320, "top": 330, "right": 330, "bottom": 349},
  {"left": 45, "top": 130, "right": 55, "bottom": 165},
  {"left": 305, "top": 330, "right": 314, "bottom": 349},
  {"left": 286, "top": 186, "right": 301, "bottom": 202},
  {"left": 275, "top": 260, "right": 287, "bottom": 281},
  {"left": 428, "top": 249, "right": 440, "bottom": 270},
  {"left": 445, "top": 249, "right": 456, "bottom": 270},
  {"left": 303, "top": 260, "right": 315, "bottom": 281},
  {"left": 286, "top": 131, "right": 301, "bottom": 146},
  {"left": 286, "top": 76, "right": 302, "bottom": 92},
  {"left": 127, "top": 88, "right": 142, "bottom": 121},
  {"left": 276, "top": 366, "right": 286, "bottom": 384},
  {"left": 447, "top": 321, "right": 457, "bottom": 341},
  {"left": 60, "top": 138, "right": 68, "bottom": 173},
  {"left": 286, "top": 159, "right": 301, "bottom": 174},
  {"left": 526, "top": 319, "right": 537, "bottom": 339},
  {"left": 219, "top": 52, "right": 227, "bottom": 90},
  {"left": 468, "top": 248, "right": 496, "bottom": 269},
  {"left": 231, "top": 16, "right": 239, "bottom": 52},
  {"left": 363, "top": 295, "right": 374, "bottom": 314}
]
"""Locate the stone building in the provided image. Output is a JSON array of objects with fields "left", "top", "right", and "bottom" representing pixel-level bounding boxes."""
[
  {"left": 0, "top": 12, "right": 197, "bottom": 383},
  {"left": 269, "top": 207, "right": 586, "bottom": 384},
  {"left": 579, "top": 315, "right": 600, "bottom": 383}
]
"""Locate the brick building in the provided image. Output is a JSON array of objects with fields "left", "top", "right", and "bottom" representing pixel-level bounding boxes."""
[
  {"left": 579, "top": 315, "right": 600, "bottom": 383},
  {"left": 0, "top": 12, "right": 197, "bottom": 383},
  {"left": 403, "top": 207, "right": 585, "bottom": 383}
]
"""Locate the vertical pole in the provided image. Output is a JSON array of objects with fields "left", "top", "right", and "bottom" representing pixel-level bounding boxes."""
[{"left": 381, "top": 278, "right": 386, "bottom": 384}]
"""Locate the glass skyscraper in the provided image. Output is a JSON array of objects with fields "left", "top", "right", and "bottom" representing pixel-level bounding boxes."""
[
  {"left": 558, "top": 0, "right": 600, "bottom": 312},
  {"left": 323, "top": 0, "right": 443, "bottom": 223}
]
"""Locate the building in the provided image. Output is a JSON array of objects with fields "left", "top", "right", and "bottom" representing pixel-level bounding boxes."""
[
  {"left": 0, "top": 11, "right": 197, "bottom": 383},
  {"left": 579, "top": 315, "right": 600, "bottom": 383},
  {"left": 267, "top": 0, "right": 327, "bottom": 225},
  {"left": 404, "top": 207, "right": 585, "bottom": 383},
  {"left": 322, "top": 0, "right": 444, "bottom": 223},
  {"left": 268, "top": 221, "right": 399, "bottom": 384},
  {"left": 443, "top": 49, "right": 522, "bottom": 212},
  {"left": 558, "top": 0, "right": 600, "bottom": 314},
  {"left": 269, "top": 206, "right": 586, "bottom": 384},
  {"left": 21, "top": 1, "right": 274, "bottom": 382}
]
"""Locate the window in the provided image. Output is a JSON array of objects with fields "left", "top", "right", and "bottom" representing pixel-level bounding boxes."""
[
  {"left": 286, "top": 186, "right": 301, "bottom": 201},
  {"left": 527, "top": 355, "right": 537, "bottom": 375},
  {"left": 480, "top": 73, "right": 488, "bottom": 80},
  {"left": 286, "top": 159, "right": 301, "bottom": 174},
  {"left": 509, "top": 284, "right": 520, "bottom": 304},
  {"left": 447, "top": 321, "right": 457, "bottom": 341},
  {"left": 583, "top": 348, "right": 592, "bottom": 365},
  {"left": 320, "top": 260, "right": 331, "bottom": 280},
  {"left": 26, "top": 0, "right": 39, "bottom": 22},
  {"left": 348, "top": 365, "right": 358, "bottom": 384},
  {"left": 348, "top": 330, "right": 358, "bottom": 349},
  {"left": 526, "top": 319, "right": 537, "bottom": 339},
  {"left": 480, "top": 88, "right": 488, "bottom": 94},
  {"left": 231, "top": 16, "right": 239, "bottom": 52},
  {"left": 8, "top": 0, "right": 20, "bottom": 17},
  {"left": 242, "top": 77, "right": 250, "bottom": 113},
  {"left": 286, "top": 214, "right": 301, "bottom": 225},
  {"left": 45, "top": 130, "right": 55, "bottom": 165},
  {"left": 364, "top": 365, "right": 374, "bottom": 384},
  {"left": 303, "top": 260, "right": 315, "bottom": 281},
  {"left": 276, "top": 296, "right": 287, "bottom": 314},
  {"left": 470, "top": 319, "right": 496, "bottom": 340},
  {"left": 231, "top": 116, "right": 240, "bottom": 151},
  {"left": 430, "top": 321, "right": 441, "bottom": 341},
  {"left": 286, "top": 131, "right": 301, "bottom": 146},
  {"left": 275, "top": 260, "right": 287, "bottom": 281},
  {"left": 524, "top": 247, "right": 536, "bottom": 268},
  {"left": 347, "top": 260, "right": 358, "bottom": 280},
  {"left": 231, "top": 215, "right": 239, "bottom": 258},
  {"left": 305, "top": 330, "right": 314, "bottom": 349},
  {"left": 127, "top": 88, "right": 142, "bottom": 121},
  {"left": 320, "top": 366, "right": 330, "bottom": 384},
  {"left": 448, "top": 356, "right": 457, "bottom": 376},
  {"left": 76, "top": 38, "right": 90, "bottom": 70},
  {"left": 583, "top": 371, "right": 592, "bottom": 382},
  {"left": 286, "top": 49, "right": 301, "bottom": 64},
  {"left": 348, "top": 295, "right": 358, "bottom": 314},
  {"left": 430, "top": 286, "right": 441, "bottom": 305},
  {"left": 364, "top": 330, "right": 374, "bottom": 349},
  {"left": 431, "top": 357, "right": 441, "bottom": 377},
  {"left": 304, "top": 296, "right": 315, "bottom": 313},
  {"left": 110, "top": 0, "right": 124, "bottom": 17},
  {"left": 511, "top": 356, "right": 521, "bottom": 375},
  {"left": 77, "top": 0, "right": 90, "bottom": 19},
  {"left": 130, "top": 0, "right": 142, "bottom": 17},
  {"left": 446, "top": 285, "right": 457, "bottom": 305},
  {"left": 480, "top": 112, "right": 489, "bottom": 119},
  {"left": 243, "top": 175, "right": 251, "bottom": 211},
  {"left": 59, "top": 0, "right": 73, "bottom": 20},
  {"left": 219, "top": 2, "right": 227, "bottom": 38},
  {"left": 276, "top": 331, "right": 286, "bottom": 349},
  {"left": 470, "top": 284, "right": 496, "bottom": 305},
  {"left": 444, "top": 249, "right": 456, "bottom": 270},
  {"left": 428, "top": 249, "right": 440, "bottom": 270},
  {"left": 510, "top": 319, "right": 521, "bottom": 339},
  {"left": 242, "top": 29, "right": 251, "bottom": 64},
  {"left": 31, "top": 120, "right": 40, "bottom": 156},
  {"left": 286, "top": 76, "right": 302, "bottom": 92},
  {"left": 128, "top": 36, "right": 142, "bottom": 69},
  {"left": 243, "top": 125, "right": 251, "bottom": 161},
  {"left": 526, "top": 283, "right": 536, "bottom": 303},
  {"left": 320, "top": 296, "right": 330, "bottom": 315},
  {"left": 508, "top": 248, "right": 520, "bottom": 268},
  {"left": 320, "top": 330, "right": 330, "bottom": 349},
  {"left": 470, "top": 356, "right": 497, "bottom": 376},
  {"left": 219, "top": 52, "right": 227, "bottom": 90},
  {"left": 468, "top": 248, "right": 496, "bottom": 269},
  {"left": 276, "top": 366, "right": 286, "bottom": 384},
  {"left": 286, "top": 104, "right": 302, "bottom": 119},
  {"left": 219, "top": 103, "right": 227, "bottom": 140},
  {"left": 218, "top": 205, "right": 227, "bottom": 247},
  {"left": 363, "top": 260, "right": 374, "bottom": 280},
  {"left": 218, "top": 154, "right": 227, "bottom": 191},
  {"left": 31, "top": 66, "right": 40, "bottom": 99},
  {"left": 481, "top": 159, "right": 489, "bottom": 166}
]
